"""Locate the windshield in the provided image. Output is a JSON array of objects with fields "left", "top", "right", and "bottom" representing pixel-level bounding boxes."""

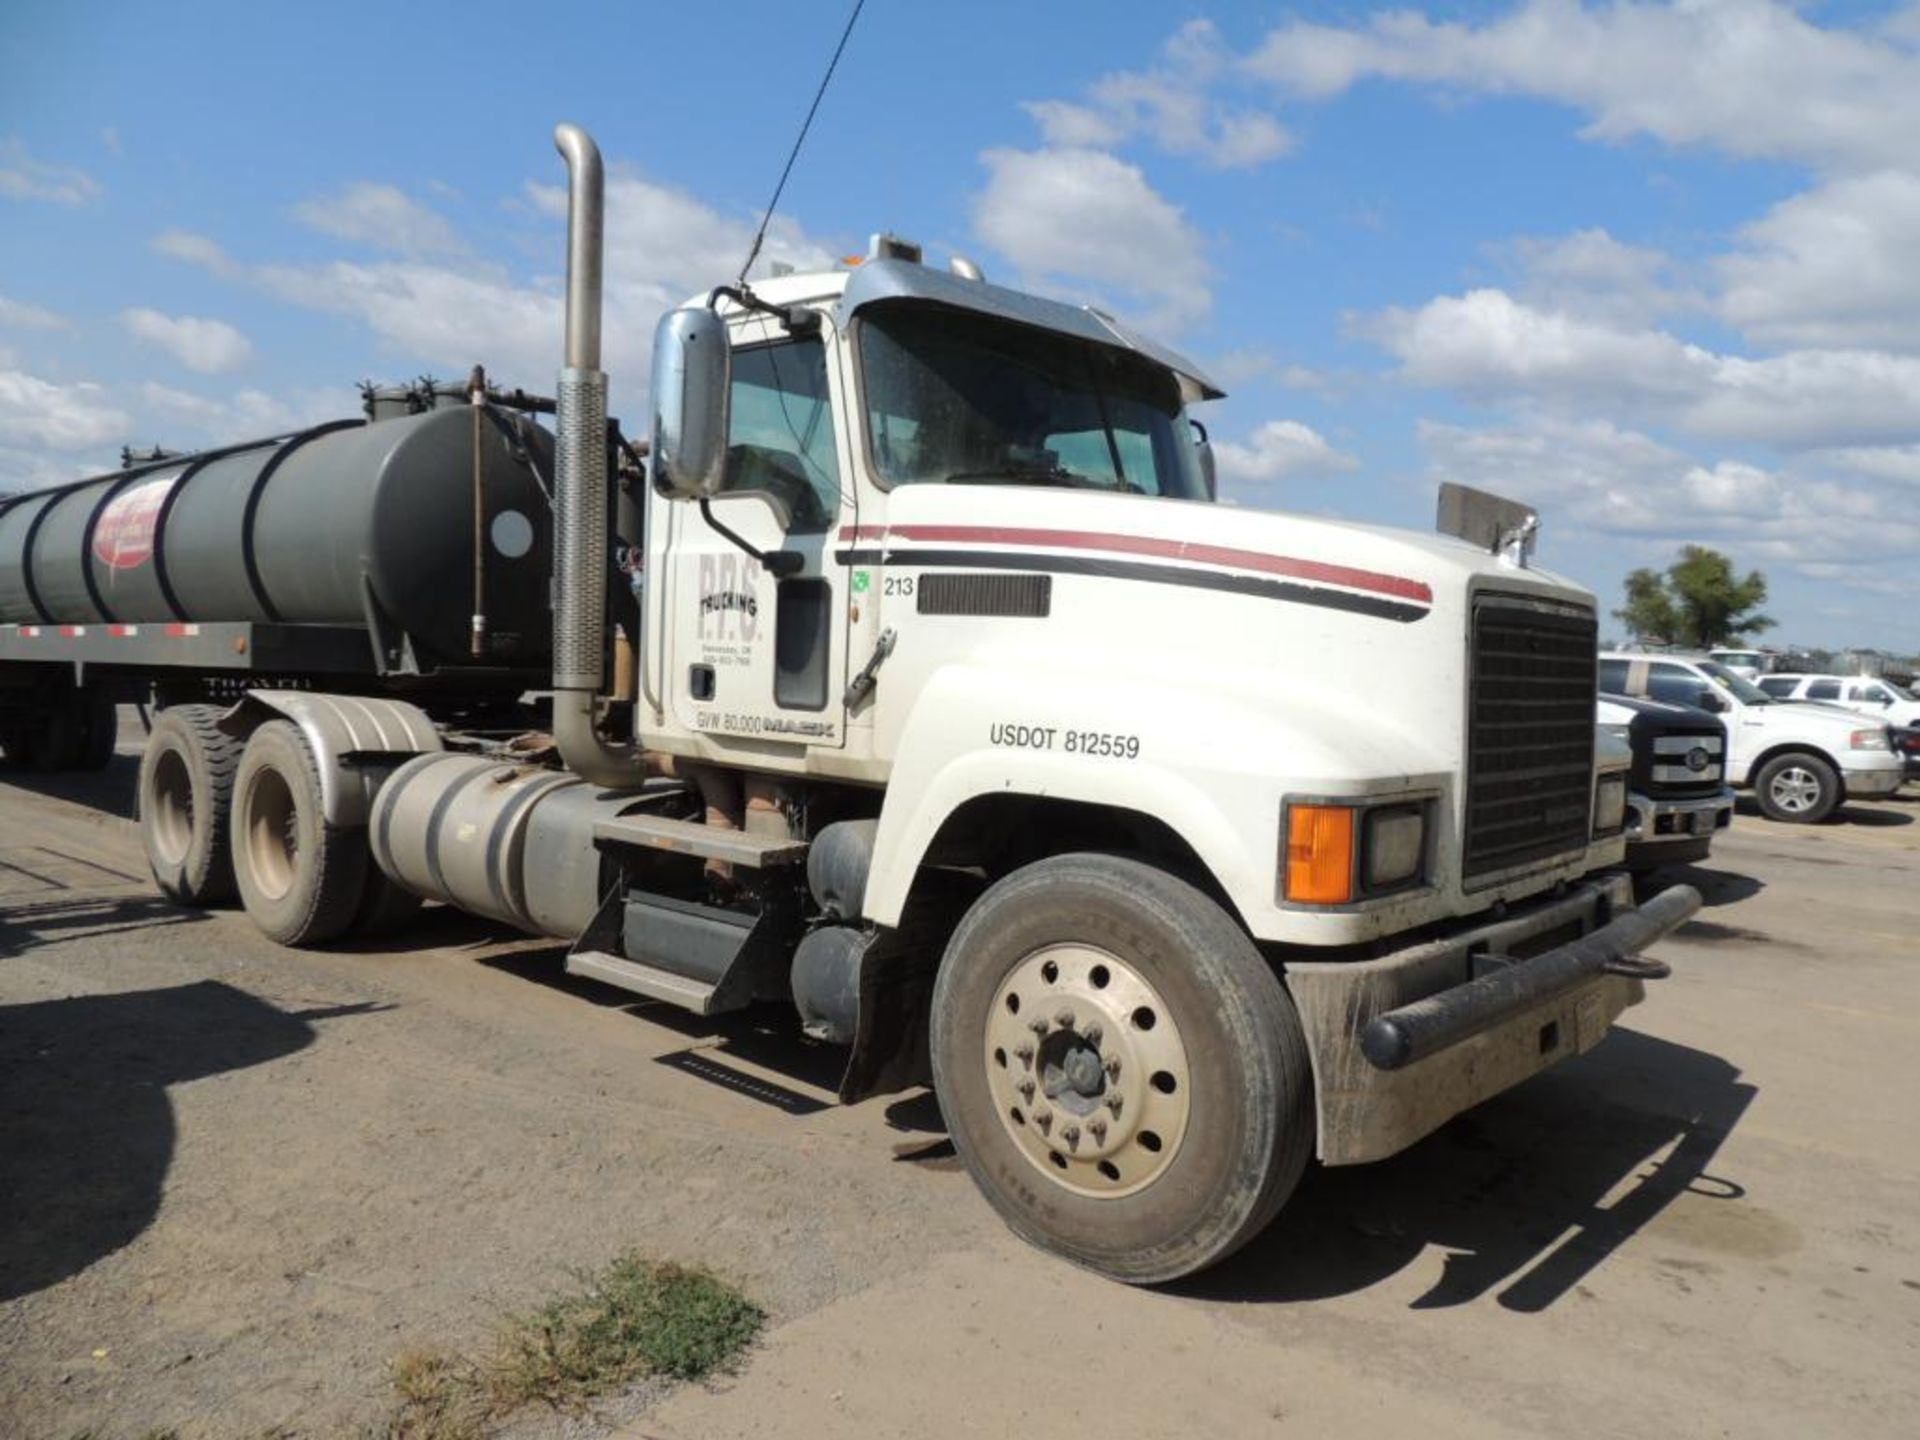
[
  {"left": 1699, "top": 659, "right": 1774, "bottom": 704},
  {"left": 858, "top": 302, "right": 1206, "bottom": 498}
]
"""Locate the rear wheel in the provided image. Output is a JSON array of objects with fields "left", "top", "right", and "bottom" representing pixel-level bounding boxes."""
[
  {"left": 1754, "top": 751, "right": 1841, "bottom": 824},
  {"left": 231, "top": 720, "right": 368, "bottom": 946},
  {"left": 931, "top": 853, "right": 1313, "bottom": 1285},
  {"left": 76, "top": 691, "right": 119, "bottom": 771},
  {"left": 138, "top": 704, "right": 242, "bottom": 905}
]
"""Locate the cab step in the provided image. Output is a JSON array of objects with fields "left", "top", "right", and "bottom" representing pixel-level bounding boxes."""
[
  {"left": 592, "top": 812, "right": 809, "bottom": 869},
  {"left": 566, "top": 949, "right": 724, "bottom": 1013}
]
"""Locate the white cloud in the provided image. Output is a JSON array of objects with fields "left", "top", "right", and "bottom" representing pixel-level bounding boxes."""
[
  {"left": 1025, "top": 19, "right": 1293, "bottom": 170},
  {"left": 1244, "top": 1, "right": 1920, "bottom": 174},
  {"left": 1418, "top": 415, "right": 1920, "bottom": 580},
  {"left": 160, "top": 161, "right": 835, "bottom": 391},
  {"left": 0, "top": 137, "right": 102, "bottom": 205},
  {"left": 1370, "top": 288, "right": 1920, "bottom": 449},
  {"left": 1213, "top": 420, "right": 1358, "bottom": 494},
  {"left": 138, "top": 381, "right": 352, "bottom": 440},
  {"left": 120, "top": 308, "right": 254, "bottom": 374},
  {"left": 1718, "top": 171, "right": 1920, "bottom": 350},
  {"left": 1504, "top": 227, "right": 1695, "bottom": 327},
  {"left": 292, "top": 182, "right": 464, "bottom": 256},
  {"left": 0, "top": 295, "right": 70, "bottom": 331},
  {"left": 1812, "top": 445, "right": 1920, "bottom": 487},
  {"left": 974, "top": 147, "right": 1211, "bottom": 331},
  {"left": 0, "top": 370, "right": 132, "bottom": 450}
]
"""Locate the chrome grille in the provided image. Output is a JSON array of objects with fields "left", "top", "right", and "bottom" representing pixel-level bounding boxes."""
[{"left": 1464, "top": 595, "right": 1598, "bottom": 883}]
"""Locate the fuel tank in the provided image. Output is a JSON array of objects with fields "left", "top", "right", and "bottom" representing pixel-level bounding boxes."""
[{"left": 0, "top": 399, "right": 555, "bottom": 670}]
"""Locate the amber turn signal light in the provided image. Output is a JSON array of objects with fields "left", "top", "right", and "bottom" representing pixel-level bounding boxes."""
[{"left": 1286, "top": 805, "right": 1356, "bottom": 905}]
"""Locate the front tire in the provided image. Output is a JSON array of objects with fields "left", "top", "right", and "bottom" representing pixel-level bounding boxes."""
[
  {"left": 1754, "top": 751, "right": 1841, "bottom": 823},
  {"left": 231, "top": 720, "right": 368, "bottom": 946},
  {"left": 930, "top": 854, "right": 1313, "bottom": 1285}
]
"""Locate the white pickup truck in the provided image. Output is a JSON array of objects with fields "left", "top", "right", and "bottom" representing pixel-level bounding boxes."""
[{"left": 1601, "top": 652, "right": 1904, "bottom": 822}]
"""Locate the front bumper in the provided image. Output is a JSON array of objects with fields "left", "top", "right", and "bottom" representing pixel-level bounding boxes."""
[
  {"left": 1843, "top": 764, "right": 1905, "bottom": 797},
  {"left": 1625, "top": 787, "right": 1734, "bottom": 868},
  {"left": 1285, "top": 875, "right": 1698, "bottom": 1165}
]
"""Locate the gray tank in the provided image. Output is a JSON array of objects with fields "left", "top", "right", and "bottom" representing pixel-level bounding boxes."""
[{"left": 0, "top": 401, "right": 556, "bottom": 670}]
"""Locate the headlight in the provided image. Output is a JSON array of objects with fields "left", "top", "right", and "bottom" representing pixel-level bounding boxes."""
[
  {"left": 1284, "top": 799, "right": 1431, "bottom": 904},
  {"left": 1850, "top": 728, "right": 1891, "bottom": 751},
  {"left": 1363, "top": 805, "right": 1426, "bottom": 891},
  {"left": 1594, "top": 774, "right": 1628, "bottom": 835}
]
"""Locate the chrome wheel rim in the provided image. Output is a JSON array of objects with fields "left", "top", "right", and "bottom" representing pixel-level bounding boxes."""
[
  {"left": 1769, "top": 766, "right": 1823, "bottom": 814},
  {"left": 985, "top": 943, "right": 1192, "bottom": 1198}
]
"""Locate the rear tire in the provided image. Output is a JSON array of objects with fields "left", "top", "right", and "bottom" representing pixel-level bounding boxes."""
[
  {"left": 231, "top": 720, "right": 367, "bottom": 946},
  {"left": 1754, "top": 751, "right": 1841, "bottom": 824},
  {"left": 930, "top": 853, "right": 1314, "bottom": 1285},
  {"left": 138, "top": 704, "right": 242, "bottom": 905}
]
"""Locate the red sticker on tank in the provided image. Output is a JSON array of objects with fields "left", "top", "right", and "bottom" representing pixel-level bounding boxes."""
[{"left": 92, "top": 475, "right": 176, "bottom": 570}]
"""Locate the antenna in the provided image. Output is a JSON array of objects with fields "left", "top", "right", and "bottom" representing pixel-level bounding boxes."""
[{"left": 736, "top": 0, "right": 868, "bottom": 285}]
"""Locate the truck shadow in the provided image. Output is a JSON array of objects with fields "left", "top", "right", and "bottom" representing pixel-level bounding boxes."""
[
  {"left": 0, "top": 752, "right": 141, "bottom": 820},
  {"left": 0, "top": 892, "right": 210, "bottom": 959},
  {"left": 1180, "top": 1027, "right": 1755, "bottom": 1311},
  {"left": 0, "top": 981, "right": 384, "bottom": 1302}
]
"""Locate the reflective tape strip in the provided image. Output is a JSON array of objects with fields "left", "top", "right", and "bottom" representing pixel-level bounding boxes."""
[
  {"left": 59, "top": 625, "right": 85, "bottom": 637},
  {"left": 164, "top": 623, "right": 200, "bottom": 637},
  {"left": 110, "top": 624, "right": 138, "bottom": 637}
]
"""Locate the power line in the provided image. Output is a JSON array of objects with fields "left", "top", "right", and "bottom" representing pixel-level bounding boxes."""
[{"left": 737, "top": 0, "right": 868, "bottom": 285}]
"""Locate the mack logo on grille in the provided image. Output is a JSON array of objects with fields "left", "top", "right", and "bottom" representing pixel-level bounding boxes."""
[{"left": 1686, "top": 747, "right": 1711, "bottom": 772}]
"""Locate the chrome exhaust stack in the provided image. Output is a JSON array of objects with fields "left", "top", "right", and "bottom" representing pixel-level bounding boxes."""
[{"left": 551, "top": 123, "right": 643, "bottom": 787}]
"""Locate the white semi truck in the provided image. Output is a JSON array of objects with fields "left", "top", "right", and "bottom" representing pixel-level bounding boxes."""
[{"left": 36, "top": 127, "right": 1698, "bottom": 1283}]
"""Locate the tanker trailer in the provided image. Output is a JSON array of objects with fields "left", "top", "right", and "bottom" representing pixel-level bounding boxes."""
[{"left": 0, "top": 378, "right": 589, "bottom": 773}]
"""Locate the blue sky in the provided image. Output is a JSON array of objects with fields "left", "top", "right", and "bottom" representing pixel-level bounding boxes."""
[{"left": 5, "top": 1, "right": 1919, "bottom": 651}]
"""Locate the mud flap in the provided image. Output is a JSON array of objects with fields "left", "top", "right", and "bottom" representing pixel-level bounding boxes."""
[{"left": 837, "top": 873, "right": 981, "bottom": 1106}]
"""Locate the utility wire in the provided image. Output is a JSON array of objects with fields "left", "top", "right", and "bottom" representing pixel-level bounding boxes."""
[{"left": 737, "top": 0, "right": 868, "bottom": 284}]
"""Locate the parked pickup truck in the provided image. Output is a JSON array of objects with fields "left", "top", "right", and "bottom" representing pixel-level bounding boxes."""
[
  {"left": 1755, "top": 672, "right": 1920, "bottom": 729},
  {"left": 1601, "top": 652, "right": 1903, "bottom": 822},
  {"left": 1597, "top": 695, "right": 1735, "bottom": 869}
]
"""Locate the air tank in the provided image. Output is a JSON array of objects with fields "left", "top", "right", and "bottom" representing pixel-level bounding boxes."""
[{"left": 0, "top": 399, "right": 557, "bottom": 670}]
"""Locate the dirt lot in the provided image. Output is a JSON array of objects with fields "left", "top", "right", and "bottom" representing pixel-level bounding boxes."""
[{"left": 3, "top": 719, "right": 1917, "bottom": 1439}]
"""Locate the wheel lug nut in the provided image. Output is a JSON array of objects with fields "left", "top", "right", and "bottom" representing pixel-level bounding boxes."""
[
  {"left": 1089, "top": 1119, "right": 1107, "bottom": 1143},
  {"left": 1105, "top": 1093, "right": 1123, "bottom": 1117},
  {"left": 1104, "top": 1056, "right": 1121, "bottom": 1079},
  {"left": 1018, "top": 1079, "right": 1035, "bottom": 1101},
  {"left": 1034, "top": 1109, "right": 1052, "bottom": 1135},
  {"left": 1015, "top": 1043, "right": 1034, "bottom": 1063},
  {"left": 1084, "top": 1023, "right": 1103, "bottom": 1047},
  {"left": 1054, "top": 1009, "right": 1076, "bottom": 1030},
  {"left": 1029, "top": 1019, "right": 1048, "bottom": 1036},
  {"left": 1062, "top": 1124, "right": 1081, "bottom": 1151}
]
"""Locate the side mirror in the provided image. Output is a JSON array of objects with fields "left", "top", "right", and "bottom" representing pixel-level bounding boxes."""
[
  {"left": 651, "top": 306, "right": 731, "bottom": 499},
  {"left": 1191, "top": 419, "right": 1216, "bottom": 501},
  {"left": 1695, "top": 688, "right": 1728, "bottom": 714}
]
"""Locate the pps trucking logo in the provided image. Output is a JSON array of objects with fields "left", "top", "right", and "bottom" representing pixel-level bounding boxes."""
[
  {"left": 91, "top": 475, "right": 177, "bottom": 570},
  {"left": 697, "top": 553, "right": 759, "bottom": 643}
]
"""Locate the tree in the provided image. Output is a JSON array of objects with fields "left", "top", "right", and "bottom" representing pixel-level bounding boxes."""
[{"left": 1614, "top": 545, "right": 1774, "bottom": 648}]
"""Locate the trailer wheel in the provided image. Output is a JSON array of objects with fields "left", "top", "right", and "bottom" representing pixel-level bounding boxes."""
[
  {"left": 930, "top": 853, "right": 1313, "bottom": 1285},
  {"left": 231, "top": 720, "right": 368, "bottom": 946},
  {"left": 138, "top": 704, "right": 242, "bottom": 906},
  {"left": 1754, "top": 751, "right": 1841, "bottom": 824}
]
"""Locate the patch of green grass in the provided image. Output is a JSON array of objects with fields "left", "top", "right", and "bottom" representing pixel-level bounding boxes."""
[{"left": 386, "top": 1254, "right": 763, "bottom": 1440}]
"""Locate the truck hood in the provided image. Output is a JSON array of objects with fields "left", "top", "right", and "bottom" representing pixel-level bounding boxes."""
[{"left": 874, "top": 485, "right": 1593, "bottom": 613}]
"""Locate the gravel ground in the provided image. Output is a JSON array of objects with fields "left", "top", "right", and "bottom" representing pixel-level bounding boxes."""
[{"left": 3, "top": 718, "right": 1916, "bottom": 1439}]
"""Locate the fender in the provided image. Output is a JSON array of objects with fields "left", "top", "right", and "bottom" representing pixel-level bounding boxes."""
[
  {"left": 861, "top": 662, "right": 1431, "bottom": 931},
  {"left": 218, "top": 690, "right": 442, "bottom": 826}
]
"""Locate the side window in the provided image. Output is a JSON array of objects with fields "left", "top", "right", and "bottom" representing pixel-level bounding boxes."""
[
  {"left": 1647, "top": 664, "right": 1705, "bottom": 706},
  {"left": 1806, "top": 680, "right": 1841, "bottom": 700},
  {"left": 1757, "top": 677, "right": 1796, "bottom": 697},
  {"left": 719, "top": 338, "right": 840, "bottom": 531},
  {"left": 1852, "top": 683, "right": 1889, "bottom": 704},
  {"left": 1598, "top": 658, "right": 1630, "bottom": 695}
]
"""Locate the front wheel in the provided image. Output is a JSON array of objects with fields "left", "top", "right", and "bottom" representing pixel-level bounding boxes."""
[
  {"left": 930, "top": 854, "right": 1314, "bottom": 1285},
  {"left": 1754, "top": 751, "right": 1841, "bottom": 823}
]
